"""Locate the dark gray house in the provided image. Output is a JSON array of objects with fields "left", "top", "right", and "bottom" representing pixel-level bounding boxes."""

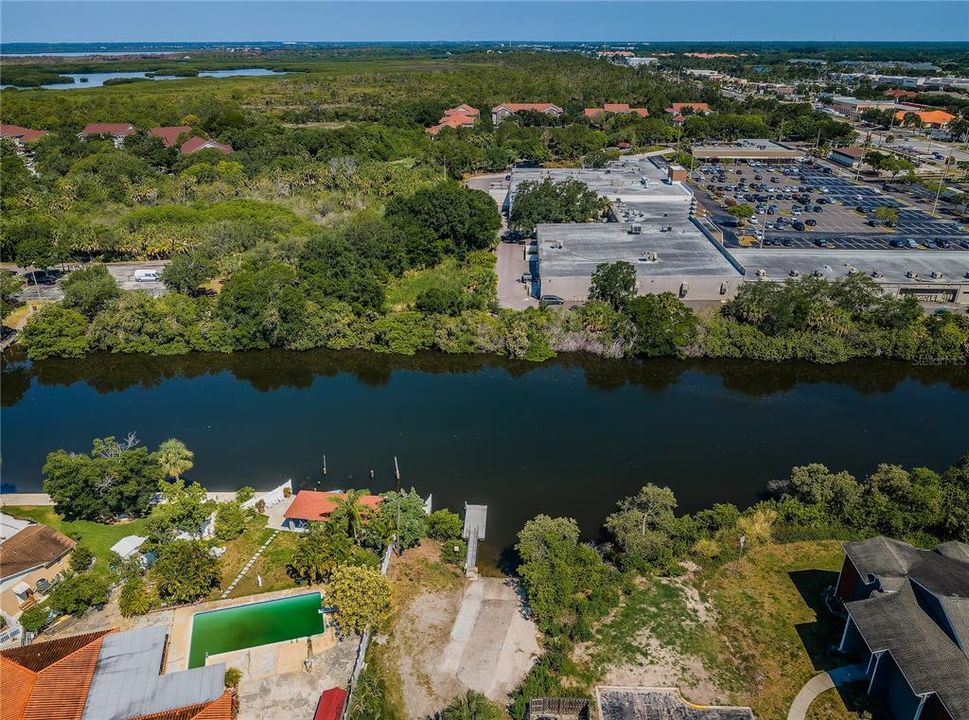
[{"left": 833, "top": 537, "right": 969, "bottom": 720}]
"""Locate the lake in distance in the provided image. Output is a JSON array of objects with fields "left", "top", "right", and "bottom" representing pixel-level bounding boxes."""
[{"left": 3, "top": 348, "right": 968, "bottom": 564}]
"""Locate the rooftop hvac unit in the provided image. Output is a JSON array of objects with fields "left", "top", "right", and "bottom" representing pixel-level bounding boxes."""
[
  {"left": 630, "top": 224, "right": 643, "bottom": 234},
  {"left": 550, "top": 242, "right": 563, "bottom": 250},
  {"left": 814, "top": 270, "right": 824, "bottom": 277},
  {"left": 756, "top": 268, "right": 768, "bottom": 277},
  {"left": 871, "top": 271, "right": 884, "bottom": 279},
  {"left": 846, "top": 265, "right": 857, "bottom": 275},
  {"left": 906, "top": 270, "right": 918, "bottom": 279},
  {"left": 789, "top": 270, "right": 801, "bottom": 278},
  {"left": 930, "top": 271, "right": 943, "bottom": 279},
  {"left": 679, "top": 282, "right": 690, "bottom": 298},
  {"left": 720, "top": 282, "right": 729, "bottom": 295},
  {"left": 640, "top": 251, "right": 658, "bottom": 263}
]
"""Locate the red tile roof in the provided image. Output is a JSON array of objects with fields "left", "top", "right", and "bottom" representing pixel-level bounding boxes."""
[
  {"left": 0, "top": 125, "right": 48, "bottom": 142},
  {"left": 0, "top": 629, "right": 114, "bottom": 720},
  {"left": 444, "top": 104, "right": 479, "bottom": 118},
  {"left": 666, "top": 103, "right": 710, "bottom": 114},
  {"left": 79, "top": 123, "right": 135, "bottom": 137},
  {"left": 885, "top": 88, "right": 917, "bottom": 99},
  {"left": 179, "top": 137, "right": 233, "bottom": 155},
  {"left": 149, "top": 126, "right": 192, "bottom": 148},
  {"left": 313, "top": 687, "right": 347, "bottom": 720},
  {"left": 284, "top": 491, "right": 383, "bottom": 522},
  {"left": 584, "top": 104, "right": 649, "bottom": 119},
  {"left": 0, "top": 524, "right": 76, "bottom": 580}
]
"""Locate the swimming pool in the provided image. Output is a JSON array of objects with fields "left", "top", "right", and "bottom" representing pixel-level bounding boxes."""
[{"left": 188, "top": 591, "right": 324, "bottom": 668}]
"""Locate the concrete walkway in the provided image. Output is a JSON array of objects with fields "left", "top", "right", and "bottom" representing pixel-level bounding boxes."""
[{"left": 787, "top": 664, "right": 867, "bottom": 720}]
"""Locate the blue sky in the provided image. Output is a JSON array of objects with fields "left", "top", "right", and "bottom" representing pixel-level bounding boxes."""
[{"left": 2, "top": 1, "right": 967, "bottom": 43}]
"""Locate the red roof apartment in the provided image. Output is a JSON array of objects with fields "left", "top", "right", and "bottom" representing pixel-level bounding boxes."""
[
  {"left": 426, "top": 104, "right": 480, "bottom": 136},
  {"left": 583, "top": 103, "right": 649, "bottom": 122},
  {"left": 491, "top": 103, "right": 564, "bottom": 125}
]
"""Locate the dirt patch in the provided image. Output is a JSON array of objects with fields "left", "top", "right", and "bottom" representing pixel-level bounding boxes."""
[{"left": 383, "top": 543, "right": 540, "bottom": 717}]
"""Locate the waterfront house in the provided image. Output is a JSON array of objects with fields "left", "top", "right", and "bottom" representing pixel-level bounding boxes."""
[
  {"left": 283, "top": 490, "right": 382, "bottom": 530},
  {"left": 834, "top": 536, "right": 969, "bottom": 720},
  {"left": 426, "top": 105, "right": 480, "bottom": 136},
  {"left": 0, "top": 523, "right": 75, "bottom": 618},
  {"left": 0, "top": 626, "right": 232, "bottom": 720},
  {"left": 491, "top": 103, "right": 564, "bottom": 125}
]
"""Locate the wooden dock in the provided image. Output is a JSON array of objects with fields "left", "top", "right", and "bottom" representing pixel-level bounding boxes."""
[{"left": 462, "top": 504, "right": 487, "bottom": 576}]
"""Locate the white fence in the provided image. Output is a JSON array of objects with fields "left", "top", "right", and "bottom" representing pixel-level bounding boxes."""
[{"left": 242, "top": 479, "right": 292, "bottom": 510}]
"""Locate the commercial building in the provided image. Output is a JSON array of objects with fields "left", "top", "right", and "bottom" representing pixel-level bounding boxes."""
[
  {"left": 491, "top": 103, "right": 564, "bottom": 125},
  {"left": 0, "top": 523, "right": 75, "bottom": 618},
  {"left": 834, "top": 537, "right": 969, "bottom": 720},
  {"left": 690, "top": 139, "right": 805, "bottom": 163},
  {"left": 828, "top": 146, "right": 867, "bottom": 168},
  {"left": 822, "top": 96, "right": 897, "bottom": 117},
  {"left": 511, "top": 159, "right": 743, "bottom": 303},
  {"left": 0, "top": 626, "right": 232, "bottom": 720},
  {"left": 894, "top": 108, "right": 957, "bottom": 128}
]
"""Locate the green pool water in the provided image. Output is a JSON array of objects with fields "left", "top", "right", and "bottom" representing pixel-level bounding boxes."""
[{"left": 188, "top": 592, "right": 324, "bottom": 668}]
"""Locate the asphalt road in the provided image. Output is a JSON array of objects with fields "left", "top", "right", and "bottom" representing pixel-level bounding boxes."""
[{"left": 13, "top": 261, "right": 168, "bottom": 302}]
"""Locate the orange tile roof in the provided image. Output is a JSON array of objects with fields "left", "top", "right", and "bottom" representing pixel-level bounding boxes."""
[
  {"left": 129, "top": 690, "right": 234, "bottom": 720},
  {"left": 584, "top": 104, "right": 649, "bottom": 119},
  {"left": 894, "top": 109, "right": 956, "bottom": 125},
  {"left": 284, "top": 491, "right": 383, "bottom": 522},
  {"left": 1, "top": 629, "right": 115, "bottom": 720},
  {"left": 179, "top": 137, "right": 233, "bottom": 155},
  {"left": 443, "top": 104, "right": 479, "bottom": 118},
  {"left": 80, "top": 123, "right": 135, "bottom": 137}
]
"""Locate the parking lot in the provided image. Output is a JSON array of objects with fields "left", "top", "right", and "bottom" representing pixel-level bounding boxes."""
[{"left": 689, "top": 161, "right": 969, "bottom": 253}]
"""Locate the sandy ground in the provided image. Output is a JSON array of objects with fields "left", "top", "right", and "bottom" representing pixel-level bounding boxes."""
[{"left": 386, "top": 548, "right": 540, "bottom": 718}]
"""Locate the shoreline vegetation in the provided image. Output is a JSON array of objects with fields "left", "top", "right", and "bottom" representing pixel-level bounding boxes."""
[{"left": 2, "top": 49, "right": 967, "bottom": 367}]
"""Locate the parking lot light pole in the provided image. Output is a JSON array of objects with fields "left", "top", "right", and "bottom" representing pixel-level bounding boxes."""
[{"left": 931, "top": 156, "right": 951, "bottom": 219}]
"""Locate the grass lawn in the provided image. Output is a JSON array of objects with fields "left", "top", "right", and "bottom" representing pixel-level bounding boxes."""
[
  {"left": 2, "top": 505, "right": 149, "bottom": 579},
  {"left": 699, "top": 540, "right": 874, "bottom": 719},
  {"left": 227, "top": 527, "right": 301, "bottom": 598},
  {"left": 385, "top": 254, "right": 496, "bottom": 312}
]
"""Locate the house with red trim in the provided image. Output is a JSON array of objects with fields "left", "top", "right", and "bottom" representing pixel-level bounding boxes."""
[
  {"left": 283, "top": 490, "right": 383, "bottom": 530},
  {"left": 148, "top": 126, "right": 193, "bottom": 148},
  {"left": 583, "top": 104, "right": 649, "bottom": 122},
  {"left": 833, "top": 537, "right": 969, "bottom": 720},
  {"left": 0, "top": 125, "right": 48, "bottom": 146},
  {"left": 179, "top": 137, "right": 234, "bottom": 155},
  {"left": 0, "top": 626, "right": 234, "bottom": 720},
  {"left": 664, "top": 103, "right": 712, "bottom": 125},
  {"left": 491, "top": 103, "right": 564, "bottom": 125},
  {"left": 426, "top": 105, "right": 479, "bottom": 136}
]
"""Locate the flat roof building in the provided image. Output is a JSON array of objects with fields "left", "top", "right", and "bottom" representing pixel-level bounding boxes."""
[
  {"left": 690, "top": 139, "right": 805, "bottom": 163},
  {"left": 512, "top": 158, "right": 743, "bottom": 303}
]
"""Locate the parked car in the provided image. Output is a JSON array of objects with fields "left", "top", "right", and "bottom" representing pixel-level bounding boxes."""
[
  {"left": 814, "top": 237, "right": 829, "bottom": 247},
  {"left": 792, "top": 220, "right": 806, "bottom": 231},
  {"left": 540, "top": 295, "right": 564, "bottom": 306},
  {"left": 805, "top": 218, "right": 818, "bottom": 227},
  {"left": 134, "top": 269, "right": 161, "bottom": 282}
]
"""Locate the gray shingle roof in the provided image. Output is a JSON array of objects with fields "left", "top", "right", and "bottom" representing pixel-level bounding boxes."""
[
  {"left": 844, "top": 537, "right": 969, "bottom": 597},
  {"left": 847, "top": 582, "right": 969, "bottom": 719},
  {"left": 82, "top": 626, "right": 224, "bottom": 720}
]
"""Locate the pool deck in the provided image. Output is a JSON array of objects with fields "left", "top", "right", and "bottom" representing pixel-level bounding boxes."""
[{"left": 166, "top": 586, "right": 325, "bottom": 672}]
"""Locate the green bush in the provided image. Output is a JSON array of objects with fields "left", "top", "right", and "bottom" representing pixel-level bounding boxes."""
[{"left": 427, "top": 509, "right": 463, "bottom": 540}]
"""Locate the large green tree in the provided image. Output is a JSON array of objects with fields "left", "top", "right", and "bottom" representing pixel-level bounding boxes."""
[
  {"left": 605, "top": 484, "right": 679, "bottom": 571},
  {"left": 152, "top": 540, "right": 220, "bottom": 603},
  {"left": 327, "top": 565, "right": 392, "bottom": 634},
  {"left": 590, "top": 261, "right": 637, "bottom": 311},
  {"left": 61, "top": 265, "right": 120, "bottom": 319}
]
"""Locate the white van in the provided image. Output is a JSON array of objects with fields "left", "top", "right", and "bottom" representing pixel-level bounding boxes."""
[{"left": 134, "top": 268, "right": 161, "bottom": 282}]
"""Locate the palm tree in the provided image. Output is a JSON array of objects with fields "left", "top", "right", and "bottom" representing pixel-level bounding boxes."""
[
  {"left": 440, "top": 690, "right": 502, "bottom": 720},
  {"left": 155, "top": 438, "right": 194, "bottom": 480},
  {"left": 332, "top": 489, "right": 368, "bottom": 542}
]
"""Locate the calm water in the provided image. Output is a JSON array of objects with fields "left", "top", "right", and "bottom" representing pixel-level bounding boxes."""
[
  {"left": 2, "top": 349, "right": 968, "bottom": 561},
  {"left": 189, "top": 591, "right": 323, "bottom": 668},
  {"left": 1, "top": 68, "right": 285, "bottom": 90}
]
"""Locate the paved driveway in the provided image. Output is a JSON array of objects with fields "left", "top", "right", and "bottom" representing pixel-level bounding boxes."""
[{"left": 496, "top": 242, "right": 537, "bottom": 309}]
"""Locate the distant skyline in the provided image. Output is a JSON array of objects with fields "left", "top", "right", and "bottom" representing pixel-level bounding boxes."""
[{"left": 2, "top": 1, "right": 967, "bottom": 43}]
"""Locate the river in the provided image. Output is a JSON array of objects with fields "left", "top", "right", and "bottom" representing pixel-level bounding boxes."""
[{"left": 2, "top": 348, "right": 967, "bottom": 563}]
